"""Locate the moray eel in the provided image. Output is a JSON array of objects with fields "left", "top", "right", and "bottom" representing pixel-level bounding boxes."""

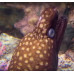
[{"left": 8, "top": 7, "right": 67, "bottom": 71}]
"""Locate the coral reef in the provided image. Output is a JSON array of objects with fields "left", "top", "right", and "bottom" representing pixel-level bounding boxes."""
[
  {"left": 0, "top": 33, "right": 20, "bottom": 54},
  {"left": 58, "top": 50, "right": 74, "bottom": 71},
  {"left": 68, "top": 9, "right": 74, "bottom": 28},
  {"left": 0, "top": 42, "right": 6, "bottom": 56},
  {"left": 0, "top": 33, "right": 20, "bottom": 71},
  {"left": 0, "top": 59, "right": 9, "bottom": 71},
  {"left": 14, "top": 5, "right": 41, "bottom": 35}
]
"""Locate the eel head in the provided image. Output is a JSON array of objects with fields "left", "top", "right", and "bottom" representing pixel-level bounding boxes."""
[{"left": 8, "top": 7, "right": 67, "bottom": 71}]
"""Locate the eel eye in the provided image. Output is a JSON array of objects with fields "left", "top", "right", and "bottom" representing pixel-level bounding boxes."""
[{"left": 47, "top": 28, "right": 55, "bottom": 38}]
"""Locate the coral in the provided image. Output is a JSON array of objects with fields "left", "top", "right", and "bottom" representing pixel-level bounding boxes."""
[
  {"left": 0, "top": 33, "right": 20, "bottom": 71},
  {"left": 0, "top": 42, "right": 6, "bottom": 56},
  {"left": 0, "top": 33, "right": 20, "bottom": 57},
  {"left": 68, "top": 9, "right": 74, "bottom": 28},
  {"left": 14, "top": 6, "right": 39, "bottom": 35},
  {"left": 58, "top": 50, "right": 74, "bottom": 71},
  {"left": 65, "top": 49, "right": 74, "bottom": 61},
  {"left": 0, "top": 60, "right": 9, "bottom": 71}
]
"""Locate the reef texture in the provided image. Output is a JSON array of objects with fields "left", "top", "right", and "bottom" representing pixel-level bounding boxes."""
[
  {"left": 8, "top": 7, "right": 67, "bottom": 71},
  {"left": 58, "top": 50, "right": 74, "bottom": 71},
  {"left": 13, "top": 5, "right": 41, "bottom": 35},
  {"left": 68, "top": 9, "right": 74, "bottom": 28},
  {"left": 0, "top": 33, "right": 20, "bottom": 70}
]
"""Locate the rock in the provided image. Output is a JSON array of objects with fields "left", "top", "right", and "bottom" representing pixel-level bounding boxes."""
[
  {"left": 58, "top": 50, "right": 74, "bottom": 71},
  {"left": 0, "top": 33, "right": 20, "bottom": 70}
]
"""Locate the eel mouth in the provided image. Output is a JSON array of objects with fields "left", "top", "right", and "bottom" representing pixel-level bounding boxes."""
[
  {"left": 54, "top": 15, "right": 67, "bottom": 52},
  {"left": 56, "top": 16, "right": 67, "bottom": 42},
  {"left": 48, "top": 10, "right": 67, "bottom": 42},
  {"left": 56, "top": 16, "right": 67, "bottom": 52},
  {"left": 47, "top": 8, "right": 67, "bottom": 52}
]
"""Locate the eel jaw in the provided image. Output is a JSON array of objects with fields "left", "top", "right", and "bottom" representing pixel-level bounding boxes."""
[
  {"left": 55, "top": 16, "right": 67, "bottom": 52},
  {"left": 47, "top": 14, "right": 67, "bottom": 53},
  {"left": 45, "top": 8, "right": 67, "bottom": 53}
]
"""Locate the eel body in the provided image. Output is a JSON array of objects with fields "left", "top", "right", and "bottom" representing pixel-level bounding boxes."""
[{"left": 8, "top": 7, "right": 67, "bottom": 71}]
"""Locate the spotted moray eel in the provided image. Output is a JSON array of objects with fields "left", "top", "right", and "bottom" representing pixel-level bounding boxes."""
[{"left": 8, "top": 7, "right": 67, "bottom": 71}]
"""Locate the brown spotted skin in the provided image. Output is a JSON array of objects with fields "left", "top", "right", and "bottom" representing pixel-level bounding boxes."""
[{"left": 8, "top": 7, "right": 67, "bottom": 71}]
